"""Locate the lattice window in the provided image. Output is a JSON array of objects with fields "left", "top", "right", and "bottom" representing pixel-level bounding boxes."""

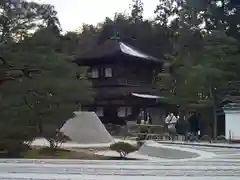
[
  {"left": 91, "top": 68, "right": 99, "bottom": 78},
  {"left": 104, "top": 67, "right": 112, "bottom": 77}
]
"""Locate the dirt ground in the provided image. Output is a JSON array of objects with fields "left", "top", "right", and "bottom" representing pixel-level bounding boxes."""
[{"left": 24, "top": 147, "right": 111, "bottom": 160}]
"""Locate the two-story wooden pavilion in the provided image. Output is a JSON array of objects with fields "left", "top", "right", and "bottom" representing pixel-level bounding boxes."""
[{"left": 73, "top": 38, "right": 170, "bottom": 125}]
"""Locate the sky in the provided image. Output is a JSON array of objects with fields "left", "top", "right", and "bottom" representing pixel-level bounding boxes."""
[{"left": 33, "top": 0, "right": 159, "bottom": 32}]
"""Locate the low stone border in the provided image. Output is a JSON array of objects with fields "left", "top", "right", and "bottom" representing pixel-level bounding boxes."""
[
  {"left": 95, "top": 141, "right": 216, "bottom": 162},
  {"left": 144, "top": 141, "right": 216, "bottom": 161},
  {"left": 157, "top": 140, "right": 240, "bottom": 149},
  {"left": 95, "top": 150, "right": 155, "bottom": 160}
]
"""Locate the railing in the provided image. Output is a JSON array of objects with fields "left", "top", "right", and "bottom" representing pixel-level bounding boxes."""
[
  {"left": 132, "top": 124, "right": 187, "bottom": 141},
  {"left": 92, "top": 78, "right": 156, "bottom": 88},
  {"left": 134, "top": 124, "right": 166, "bottom": 140},
  {"left": 105, "top": 123, "right": 186, "bottom": 141}
]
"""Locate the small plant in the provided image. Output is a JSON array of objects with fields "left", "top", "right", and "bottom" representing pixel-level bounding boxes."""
[
  {"left": 110, "top": 142, "right": 137, "bottom": 159},
  {"left": 43, "top": 127, "right": 70, "bottom": 150},
  {"left": 215, "top": 135, "right": 226, "bottom": 142},
  {"left": 201, "top": 135, "right": 212, "bottom": 142}
]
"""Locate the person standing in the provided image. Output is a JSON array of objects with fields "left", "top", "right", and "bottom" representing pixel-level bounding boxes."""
[
  {"left": 146, "top": 112, "right": 152, "bottom": 124},
  {"left": 175, "top": 114, "right": 186, "bottom": 138},
  {"left": 165, "top": 113, "right": 179, "bottom": 141},
  {"left": 183, "top": 115, "right": 190, "bottom": 141},
  {"left": 188, "top": 111, "right": 200, "bottom": 139},
  {"left": 164, "top": 112, "right": 172, "bottom": 133},
  {"left": 137, "top": 110, "right": 145, "bottom": 124}
]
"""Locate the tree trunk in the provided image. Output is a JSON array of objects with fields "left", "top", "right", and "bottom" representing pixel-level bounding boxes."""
[
  {"left": 119, "top": 151, "right": 127, "bottom": 159},
  {"left": 210, "top": 87, "right": 217, "bottom": 139}
]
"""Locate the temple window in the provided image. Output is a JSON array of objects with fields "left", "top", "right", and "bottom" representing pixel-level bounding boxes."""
[
  {"left": 91, "top": 68, "right": 99, "bottom": 78},
  {"left": 104, "top": 67, "right": 112, "bottom": 77},
  {"left": 117, "top": 107, "right": 132, "bottom": 117}
]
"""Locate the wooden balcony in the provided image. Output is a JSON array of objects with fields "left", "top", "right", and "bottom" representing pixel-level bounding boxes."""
[{"left": 91, "top": 78, "right": 157, "bottom": 88}]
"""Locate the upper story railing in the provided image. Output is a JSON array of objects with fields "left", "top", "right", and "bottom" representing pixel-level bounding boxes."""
[{"left": 91, "top": 78, "right": 157, "bottom": 88}]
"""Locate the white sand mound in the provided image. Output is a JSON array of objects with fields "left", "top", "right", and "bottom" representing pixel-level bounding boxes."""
[{"left": 60, "top": 111, "right": 114, "bottom": 144}]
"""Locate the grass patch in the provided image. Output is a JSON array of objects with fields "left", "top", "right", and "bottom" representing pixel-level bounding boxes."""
[
  {"left": 24, "top": 147, "right": 110, "bottom": 160},
  {"left": 23, "top": 147, "right": 140, "bottom": 160}
]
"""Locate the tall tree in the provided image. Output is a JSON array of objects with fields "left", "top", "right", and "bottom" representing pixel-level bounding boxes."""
[
  {"left": 130, "top": 0, "right": 144, "bottom": 23},
  {"left": 0, "top": 0, "right": 92, "bottom": 156},
  {"left": 157, "top": 0, "right": 240, "bottom": 138},
  {"left": 0, "top": 0, "right": 59, "bottom": 42},
  {"left": 202, "top": 0, "right": 240, "bottom": 40},
  {"left": 154, "top": 0, "right": 184, "bottom": 26}
]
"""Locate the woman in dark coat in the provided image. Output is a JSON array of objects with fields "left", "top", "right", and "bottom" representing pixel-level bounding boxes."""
[{"left": 188, "top": 112, "right": 200, "bottom": 137}]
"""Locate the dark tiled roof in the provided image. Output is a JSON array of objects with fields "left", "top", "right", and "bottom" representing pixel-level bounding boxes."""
[
  {"left": 94, "top": 86, "right": 162, "bottom": 99},
  {"left": 222, "top": 96, "right": 240, "bottom": 110},
  {"left": 73, "top": 39, "right": 164, "bottom": 64},
  {"left": 222, "top": 96, "right": 240, "bottom": 103}
]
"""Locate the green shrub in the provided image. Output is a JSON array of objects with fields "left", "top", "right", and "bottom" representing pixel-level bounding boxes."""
[
  {"left": 110, "top": 142, "right": 137, "bottom": 159},
  {"left": 0, "top": 140, "right": 30, "bottom": 158},
  {"left": 43, "top": 128, "right": 70, "bottom": 150},
  {"left": 215, "top": 135, "right": 226, "bottom": 142},
  {"left": 201, "top": 135, "right": 212, "bottom": 142},
  {"left": 0, "top": 126, "right": 37, "bottom": 158}
]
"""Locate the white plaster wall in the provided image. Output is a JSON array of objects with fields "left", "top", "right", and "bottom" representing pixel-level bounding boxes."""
[{"left": 225, "top": 110, "right": 240, "bottom": 140}]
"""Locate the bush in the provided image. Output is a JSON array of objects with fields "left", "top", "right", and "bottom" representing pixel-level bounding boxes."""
[
  {"left": 215, "top": 135, "right": 226, "bottom": 142},
  {"left": 201, "top": 135, "right": 212, "bottom": 142},
  {"left": 188, "top": 134, "right": 198, "bottom": 142},
  {"left": 110, "top": 142, "right": 137, "bottom": 159},
  {"left": 43, "top": 127, "right": 70, "bottom": 150},
  {"left": 0, "top": 140, "right": 30, "bottom": 158},
  {"left": 0, "top": 126, "right": 37, "bottom": 158},
  {"left": 136, "top": 126, "right": 149, "bottom": 141}
]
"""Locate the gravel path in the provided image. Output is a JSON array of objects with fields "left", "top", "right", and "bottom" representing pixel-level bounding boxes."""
[
  {"left": 0, "top": 154, "right": 239, "bottom": 179},
  {"left": 0, "top": 145, "right": 240, "bottom": 179},
  {"left": 139, "top": 143, "right": 199, "bottom": 159},
  {"left": 26, "top": 137, "right": 240, "bottom": 179}
]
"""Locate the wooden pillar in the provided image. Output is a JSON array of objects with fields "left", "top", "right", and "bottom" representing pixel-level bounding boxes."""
[
  {"left": 210, "top": 87, "right": 217, "bottom": 139},
  {"left": 213, "top": 111, "right": 217, "bottom": 139}
]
